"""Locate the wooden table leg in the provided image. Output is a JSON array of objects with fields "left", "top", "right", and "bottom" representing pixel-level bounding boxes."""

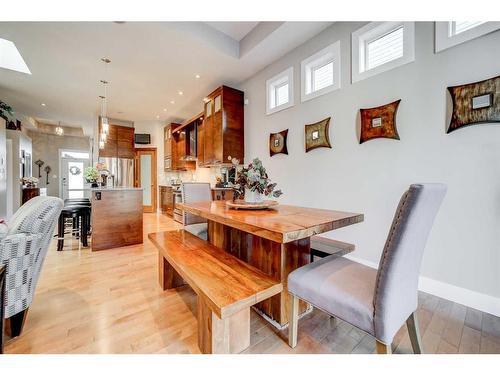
[
  {"left": 158, "top": 253, "right": 185, "bottom": 290},
  {"left": 207, "top": 220, "right": 310, "bottom": 328},
  {"left": 197, "top": 296, "right": 250, "bottom": 354}
]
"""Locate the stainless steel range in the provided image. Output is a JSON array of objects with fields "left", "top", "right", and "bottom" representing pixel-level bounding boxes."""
[{"left": 172, "top": 184, "right": 183, "bottom": 223}]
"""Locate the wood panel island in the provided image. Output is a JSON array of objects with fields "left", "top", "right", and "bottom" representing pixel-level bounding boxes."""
[
  {"left": 175, "top": 201, "right": 364, "bottom": 329},
  {"left": 91, "top": 187, "right": 144, "bottom": 251}
]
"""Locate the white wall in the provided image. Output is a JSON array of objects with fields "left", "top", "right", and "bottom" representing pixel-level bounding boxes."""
[
  {"left": 0, "top": 118, "right": 7, "bottom": 218},
  {"left": 240, "top": 22, "right": 500, "bottom": 313},
  {"left": 6, "top": 129, "right": 32, "bottom": 216}
]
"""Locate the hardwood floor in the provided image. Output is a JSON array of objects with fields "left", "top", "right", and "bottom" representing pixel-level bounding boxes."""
[{"left": 4, "top": 213, "right": 500, "bottom": 354}]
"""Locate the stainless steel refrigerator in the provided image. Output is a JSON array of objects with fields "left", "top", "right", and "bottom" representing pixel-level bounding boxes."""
[{"left": 99, "top": 157, "right": 134, "bottom": 188}]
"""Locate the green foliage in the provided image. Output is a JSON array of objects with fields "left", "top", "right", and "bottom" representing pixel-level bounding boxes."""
[
  {"left": 0, "top": 101, "right": 14, "bottom": 119},
  {"left": 233, "top": 158, "right": 283, "bottom": 199},
  {"left": 84, "top": 166, "right": 99, "bottom": 182}
]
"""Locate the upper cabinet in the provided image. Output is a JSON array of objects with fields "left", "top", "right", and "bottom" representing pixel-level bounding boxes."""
[
  {"left": 200, "top": 86, "right": 244, "bottom": 166},
  {"left": 164, "top": 123, "right": 196, "bottom": 171},
  {"left": 98, "top": 120, "right": 134, "bottom": 159},
  {"left": 162, "top": 85, "right": 244, "bottom": 171}
]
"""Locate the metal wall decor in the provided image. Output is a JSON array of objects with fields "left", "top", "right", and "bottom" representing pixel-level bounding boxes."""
[
  {"left": 35, "top": 159, "right": 45, "bottom": 178},
  {"left": 269, "top": 129, "right": 289, "bottom": 156},
  {"left": 359, "top": 99, "right": 401, "bottom": 144},
  {"left": 305, "top": 117, "right": 332, "bottom": 153},
  {"left": 44, "top": 165, "right": 51, "bottom": 185},
  {"left": 447, "top": 75, "right": 500, "bottom": 133}
]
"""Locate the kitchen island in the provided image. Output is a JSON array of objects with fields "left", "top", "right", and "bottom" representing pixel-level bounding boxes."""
[{"left": 91, "top": 187, "right": 143, "bottom": 251}]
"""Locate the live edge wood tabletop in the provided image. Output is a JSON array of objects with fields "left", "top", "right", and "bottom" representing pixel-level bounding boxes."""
[{"left": 177, "top": 200, "right": 364, "bottom": 328}]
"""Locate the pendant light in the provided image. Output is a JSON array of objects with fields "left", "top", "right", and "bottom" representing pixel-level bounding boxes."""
[
  {"left": 55, "top": 121, "right": 64, "bottom": 136},
  {"left": 98, "top": 57, "right": 111, "bottom": 149}
]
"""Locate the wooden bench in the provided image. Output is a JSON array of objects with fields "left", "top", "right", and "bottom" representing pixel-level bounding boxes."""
[{"left": 148, "top": 230, "right": 283, "bottom": 354}]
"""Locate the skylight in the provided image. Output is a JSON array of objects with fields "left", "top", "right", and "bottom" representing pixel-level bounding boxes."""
[{"left": 0, "top": 38, "right": 31, "bottom": 75}]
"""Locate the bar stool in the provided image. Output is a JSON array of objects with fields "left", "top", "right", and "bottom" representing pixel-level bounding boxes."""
[
  {"left": 64, "top": 199, "right": 91, "bottom": 234},
  {"left": 57, "top": 205, "right": 91, "bottom": 251}
]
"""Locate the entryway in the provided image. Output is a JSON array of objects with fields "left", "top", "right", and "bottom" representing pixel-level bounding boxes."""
[{"left": 59, "top": 149, "right": 90, "bottom": 200}]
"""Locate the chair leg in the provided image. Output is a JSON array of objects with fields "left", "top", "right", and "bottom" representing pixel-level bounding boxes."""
[
  {"left": 288, "top": 294, "right": 299, "bottom": 348},
  {"left": 376, "top": 340, "right": 392, "bottom": 354},
  {"left": 5, "top": 308, "right": 29, "bottom": 337},
  {"left": 406, "top": 312, "right": 423, "bottom": 354}
]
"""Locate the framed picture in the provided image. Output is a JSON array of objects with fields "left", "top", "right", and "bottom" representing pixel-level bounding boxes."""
[
  {"left": 360, "top": 99, "right": 401, "bottom": 144},
  {"left": 447, "top": 75, "right": 500, "bottom": 133},
  {"left": 269, "top": 129, "right": 289, "bottom": 156},
  {"left": 305, "top": 117, "right": 332, "bottom": 152}
]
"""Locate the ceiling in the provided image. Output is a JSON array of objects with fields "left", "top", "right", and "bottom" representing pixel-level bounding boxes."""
[
  {"left": 0, "top": 22, "right": 332, "bottom": 136},
  {"left": 205, "top": 22, "right": 259, "bottom": 41}
]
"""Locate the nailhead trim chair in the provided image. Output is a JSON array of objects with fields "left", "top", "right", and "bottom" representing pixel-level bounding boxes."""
[
  {"left": 180, "top": 182, "right": 212, "bottom": 240},
  {"left": 287, "top": 184, "right": 447, "bottom": 353},
  {"left": 0, "top": 196, "right": 63, "bottom": 337}
]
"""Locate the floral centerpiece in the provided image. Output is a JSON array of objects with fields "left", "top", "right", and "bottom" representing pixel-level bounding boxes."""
[
  {"left": 84, "top": 166, "right": 100, "bottom": 187},
  {"left": 232, "top": 158, "right": 283, "bottom": 203},
  {"left": 21, "top": 176, "right": 38, "bottom": 188}
]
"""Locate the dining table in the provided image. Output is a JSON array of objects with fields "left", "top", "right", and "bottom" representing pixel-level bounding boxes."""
[{"left": 177, "top": 200, "right": 364, "bottom": 329}]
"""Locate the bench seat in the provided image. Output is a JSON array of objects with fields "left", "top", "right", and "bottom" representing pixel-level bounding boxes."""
[
  {"left": 148, "top": 229, "right": 283, "bottom": 354},
  {"left": 310, "top": 235, "right": 355, "bottom": 261}
]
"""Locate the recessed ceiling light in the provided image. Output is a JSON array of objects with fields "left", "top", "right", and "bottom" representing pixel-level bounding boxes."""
[
  {"left": 170, "top": 100, "right": 175, "bottom": 104},
  {"left": 163, "top": 108, "right": 167, "bottom": 112},
  {"left": 41, "top": 103, "right": 46, "bottom": 107},
  {"left": 156, "top": 115, "right": 160, "bottom": 119},
  {"left": 178, "top": 91, "right": 183, "bottom": 96},
  {"left": 117, "top": 111, "right": 124, "bottom": 114},
  {"left": 195, "top": 74, "right": 201, "bottom": 79}
]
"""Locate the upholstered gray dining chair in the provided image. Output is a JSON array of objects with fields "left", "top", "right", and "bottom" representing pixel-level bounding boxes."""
[
  {"left": 1, "top": 196, "right": 63, "bottom": 337},
  {"left": 181, "top": 182, "right": 211, "bottom": 240},
  {"left": 288, "top": 184, "right": 447, "bottom": 354}
]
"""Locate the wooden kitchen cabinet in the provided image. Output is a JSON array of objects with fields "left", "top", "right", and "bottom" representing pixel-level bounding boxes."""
[
  {"left": 98, "top": 119, "right": 135, "bottom": 159},
  {"left": 164, "top": 124, "right": 174, "bottom": 171},
  {"left": 164, "top": 123, "right": 195, "bottom": 171},
  {"left": 211, "top": 188, "right": 234, "bottom": 201},
  {"left": 200, "top": 86, "right": 244, "bottom": 166},
  {"left": 117, "top": 126, "right": 135, "bottom": 158},
  {"left": 159, "top": 185, "right": 173, "bottom": 217}
]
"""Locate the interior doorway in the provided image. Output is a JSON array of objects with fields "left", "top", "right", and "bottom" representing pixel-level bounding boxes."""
[
  {"left": 134, "top": 148, "right": 157, "bottom": 213},
  {"left": 59, "top": 149, "right": 90, "bottom": 200}
]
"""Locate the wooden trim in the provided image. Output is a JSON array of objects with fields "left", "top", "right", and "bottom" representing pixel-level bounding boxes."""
[{"left": 134, "top": 148, "right": 157, "bottom": 213}]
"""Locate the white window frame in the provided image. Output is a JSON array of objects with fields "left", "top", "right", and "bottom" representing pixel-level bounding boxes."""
[
  {"left": 301, "top": 41, "right": 341, "bottom": 102},
  {"left": 435, "top": 22, "right": 500, "bottom": 53},
  {"left": 266, "top": 67, "right": 294, "bottom": 115},
  {"left": 351, "top": 22, "right": 415, "bottom": 83}
]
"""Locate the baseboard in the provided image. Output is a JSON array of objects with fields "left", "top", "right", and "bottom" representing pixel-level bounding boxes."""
[{"left": 344, "top": 254, "right": 500, "bottom": 317}]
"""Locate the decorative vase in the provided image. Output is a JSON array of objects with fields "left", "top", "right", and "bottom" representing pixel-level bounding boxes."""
[
  {"left": 91, "top": 182, "right": 98, "bottom": 188},
  {"left": 244, "top": 187, "right": 263, "bottom": 204}
]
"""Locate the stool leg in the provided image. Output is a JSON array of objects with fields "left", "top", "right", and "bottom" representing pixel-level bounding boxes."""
[
  {"left": 82, "top": 212, "right": 88, "bottom": 247},
  {"left": 57, "top": 215, "right": 64, "bottom": 251},
  {"left": 75, "top": 214, "right": 80, "bottom": 238}
]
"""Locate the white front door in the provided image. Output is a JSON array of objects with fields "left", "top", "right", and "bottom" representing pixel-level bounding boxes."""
[{"left": 60, "top": 158, "right": 90, "bottom": 200}]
